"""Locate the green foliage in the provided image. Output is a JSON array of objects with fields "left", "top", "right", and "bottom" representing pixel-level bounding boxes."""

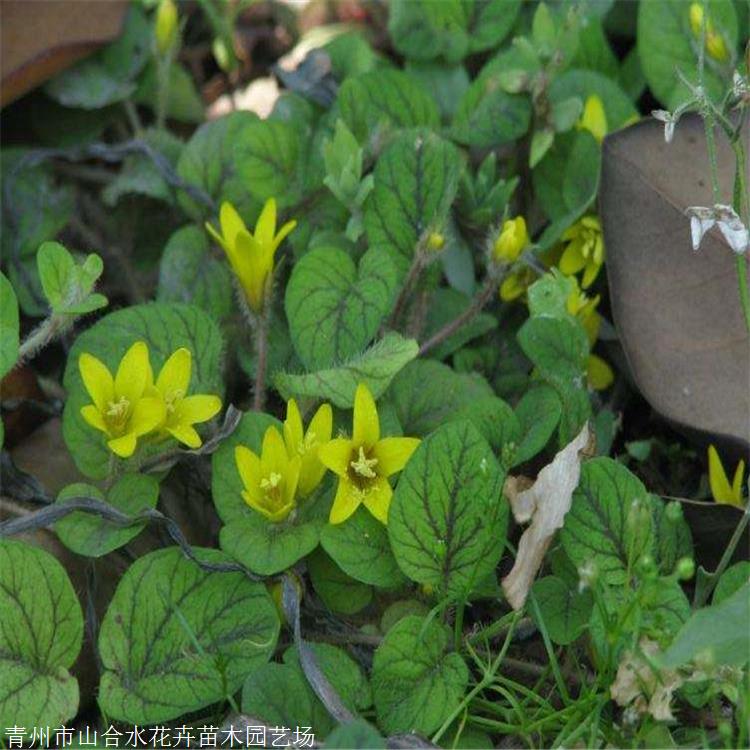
[
  {"left": 0, "top": 540, "right": 83, "bottom": 730},
  {"left": 389, "top": 421, "right": 508, "bottom": 600},
  {"left": 531, "top": 576, "right": 593, "bottom": 645},
  {"left": 98, "top": 547, "right": 279, "bottom": 723},
  {"left": 372, "top": 615, "right": 469, "bottom": 735},
  {"left": 0, "top": 271, "right": 19, "bottom": 379}
]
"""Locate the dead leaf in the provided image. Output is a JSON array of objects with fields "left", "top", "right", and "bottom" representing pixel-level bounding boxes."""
[
  {"left": 501, "top": 423, "right": 589, "bottom": 610},
  {"left": 600, "top": 115, "right": 749, "bottom": 454}
]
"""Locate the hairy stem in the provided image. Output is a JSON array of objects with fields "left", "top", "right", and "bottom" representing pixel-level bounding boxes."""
[
  {"left": 419, "top": 276, "right": 497, "bottom": 357},
  {"left": 17, "top": 315, "right": 71, "bottom": 364},
  {"left": 387, "top": 252, "right": 428, "bottom": 330},
  {"left": 252, "top": 311, "right": 270, "bottom": 412}
]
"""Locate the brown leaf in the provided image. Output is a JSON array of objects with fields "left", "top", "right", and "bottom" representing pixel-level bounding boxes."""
[
  {"left": 600, "top": 115, "right": 749, "bottom": 453},
  {"left": 501, "top": 424, "right": 589, "bottom": 610}
]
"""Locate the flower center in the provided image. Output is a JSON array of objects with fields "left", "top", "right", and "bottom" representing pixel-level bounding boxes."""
[
  {"left": 105, "top": 396, "right": 130, "bottom": 432},
  {"left": 350, "top": 446, "right": 378, "bottom": 479},
  {"left": 297, "top": 431, "right": 317, "bottom": 456},
  {"left": 164, "top": 388, "right": 185, "bottom": 414}
]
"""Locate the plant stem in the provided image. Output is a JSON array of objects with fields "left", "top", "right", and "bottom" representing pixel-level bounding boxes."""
[
  {"left": 694, "top": 505, "right": 750, "bottom": 607},
  {"left": 730, "top": 137, "right": 750, "bottom": 334},
  {"left": 252, "top": 311, "right": 269, "bottom": 412},
  {"left": 387, "top": 252, "right": 428, "bottom": 330},
  {"left": 419, "top": 276, "right": 496, "bottom": 357},
  {"left": 735, "top": 255, "right": 750, "bottom": 334},
  {"left": 17, "top": 315, "right": 70, "bottom": 364}
]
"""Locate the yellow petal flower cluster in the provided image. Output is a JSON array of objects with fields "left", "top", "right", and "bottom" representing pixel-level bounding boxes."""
[
  {"left": 689, "top": 3, "right": 730, "bottom": 63},
  {"left": 566, "top": 278, "right": 614, "bottom": 391},
  {"left": 206, "top": 198, "right": 296, "bottom": 314},
  {"left": 708, "top": 445, "right": 746, "bottom": 507},
  {"left": 234, "top": 384, "right": 420, "bottom": 526},
  {"left": 559, "top": 215, "right": 605, "bottom": 289},
  {"left": 493, "top": 216, "right": 529, "bottom": 264},
  {"left": 79, "top": 342, "right": 222, "bottom": 458}
]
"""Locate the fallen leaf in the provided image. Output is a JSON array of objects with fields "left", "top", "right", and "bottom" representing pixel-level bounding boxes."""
[
  {"left": 501, "top": 423, "right": 589, "bottom": 610},
  {"left": 600, "top": 115, "right": 749, "bottom": 453}
]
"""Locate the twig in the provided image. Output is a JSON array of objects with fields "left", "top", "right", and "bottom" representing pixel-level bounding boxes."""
[{"left": 418, "top": 277, "right": 497, "bottom": 357}]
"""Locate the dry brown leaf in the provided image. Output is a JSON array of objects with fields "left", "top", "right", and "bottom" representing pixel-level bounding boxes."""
[{"left": 501, "top": 423, "right": 589, "bottom": 610}]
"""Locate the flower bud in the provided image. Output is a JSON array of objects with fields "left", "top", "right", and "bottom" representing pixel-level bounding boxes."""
[
  {"left": 665, "top": 500, "right": 683, "bottom": 523},
  {"left": 578, "top": 560, "right": 598, "bottom": 591},
  {"left": 492, "top": 216, "right": 528, "bottom": 264},
  {"left": 688, "top": 2, "right": 729, "bottom": 62},
  {"left": 155, "top": 0, "right": 178, "bottom": 56},
  {"left": 676, "top": 557, "right": 695, "bottom": 581},
  {"left": 427, "top": 232, "right": 445, "bottom": 252},
  {"left": 636, "top": 554, "right": 657, "bottom": 580}
]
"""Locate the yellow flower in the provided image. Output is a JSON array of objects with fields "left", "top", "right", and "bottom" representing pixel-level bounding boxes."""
[
  {"left": 708, "top": 445, "right": 746, "bottom": 507},
  {"left": 566, "top": 278, "right": 614, "bottom": 391},
  {"left": 499, "top": 266, "right": 536, "bottom": 302},
  {"left": 155, "top": 0, "right": 178, "bottom": 55},
  {"left": 689, "top": 3, "right": 730, "bottom": 63},
  {"left": 318, "top": 383, "right": 420, "bottom": 525},
  {"left": 578, "top": 95, "right": 608, "bottom": 144},
  {"left": 559, "top": 215, "right": 605, "bottom": 289},
  {"left": 206, "top": 198, "right": 296, "bottom": 314},
  {"left": 79, "top": 342, "right": 166, "bottom": 458},
  {"left": 153, "top": 348, "right": 222, "bottom": 449},
  {"left": 283, "top": 398, "right": 332, "bottom": 497},
  {"left": 493, "top": 216, "right": 529, "bottom": 264},
  {"left": 235, "top": 427, "right": 301, "bottom": 522}
]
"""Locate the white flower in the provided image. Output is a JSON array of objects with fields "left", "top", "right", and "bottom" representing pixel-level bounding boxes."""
[
  {"left": 685, "top": 204, "right": 749, "bottom": 255},
  {"left": 651, "top": 109, "right": 677, "bottom": 143}
]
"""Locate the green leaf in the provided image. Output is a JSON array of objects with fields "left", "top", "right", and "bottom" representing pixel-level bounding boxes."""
[
  {"left": 388, "top": 0, "right": 469, "bottom": 63},
  {"left": 637, "top": 0, "right": 738, "bottom": 110},
  {"left": 220, "top": 510, "right": 323, "bottom": 577},
  {"left": 98, "top": 546, "right": 279, "bottom": 724},
  {"left": 404, "top": 63, "right": 470, "bottom": 121},
  {"left": 54, "top": 474, "right": 159, "bottom": 557},
  {"left": 451, "top": 60, "right": 532, "bottom": 148},
  {"left": 44, "top": 5, "right": 150, "bottom": 109},
  {"left": 527, "top": 271, "right": 576, "bottom": 319},
  {"left": 663, "top": 583, "right": 750, "bottom": 668},
  {"left": 465, "top": 0, "right": 522, "bottom": 54},
  {"left": 176, "top": 111, "right": 261, "bottom": 222},
  {"left": 0, "top": 271, "right": 19, "bottom": 379},
  {"left": 62, "top": 303, "right": 225, "bottom": 479},
  {"left": 36, "top": 241, "right": 107, "bottom": 315},
  {"left": 387, "top": 360, "right": 493, "bottom": 436},
  {"left": 0, "top": 539, "right": 83, "bottom": 729},
  {"left": 211, "top": 410, "right": 281, "bottom": 523},
  {"left": 371, "top": 615, "right": 469, "bottom": 735},
  {"left": 157, "top": 225, "right": 234, "bottom": 321},
  {"left": 321, "top": 507, "right": 407, "bottom": 588},
  {"left": 452, "top": 395, "right": 520, "bottom": 455},
  {"left": 641, "top": 579, "right": 691, "bottom": 639},
  {"left": 135, "top": 62, "right": 205, "bottom": 123},
  {"left": 713, "top": 562, "right": 750, "bottom": 605},
  {"left": 307, "top": 549, "right": 373, "bottom": 615},
  {"left": 549, "top": 69, "right": 637, "bottom": 131},
  {"left": 560, "top": 458, "right": 654, "bottom": 585},
  {"left": 389, "top": 421, "right": 508, "bottom": 600},
  {"left": 653, "top": 500, "right": 693, "bottom": 575},
  {"left": 512, "top": 385, "right": 562, "bottom": 465},
  {"left": 274, "top": 333, "right": 418, "bottom": 409},
  {"left": 364, "top": 129, "right": 461, "bottom": 268},
  {"left": 533, "top": 129, "right": 601, "bottom": 223},
  {"left": 103, "top": 128, "right": 184, "bottom": 206},
  {"left": 325, "top": 721, "right": 385, "bottom": 749},
  {"left": 285, "top": 246, "right": 399, "bottom": 370},
  {"left": 339, "top": 70, "right": 440, "bottom": 144},
  {"left": 323, "top": 32, "right": 379, "bottom": 80},
  {"left": 531, "top": 576, "right": 592, "bottom": 645}
]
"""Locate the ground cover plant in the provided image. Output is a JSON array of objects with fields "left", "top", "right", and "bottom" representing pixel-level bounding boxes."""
[{"left": 0, "top": 0, "right": 749, "bottom": 748}]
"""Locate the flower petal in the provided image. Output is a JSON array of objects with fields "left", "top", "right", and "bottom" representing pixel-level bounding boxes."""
[
  {"left": 318, "top": 438, "right": 353, "bottom": 477},
  {"left": 352, "top": 383, "right": 380, "bottom": 447},
  {"left": 586, "top": 354, "right": 614, "bottom": 391},
  {"left": 235, "top": 445, "right": 261, "bottom": 491},
  {"left": 363, "top": 478, "right": 393, "bottom": 525},
  {"left": 709, "top": 445, "right": 737, "bottom": 505},
  {"left": 731, "top": 459, "right": 746, "bottom": 503},
  {"left": 129, "top": 396, "right": 166, "bottom": 437},
  {"left": 205, "top": 220, "right": 229, "bottom": 254},
  {"left": 284, "top": 455, "right": 302, "bottom": 508},
  {"left": 261, "top": 427, "right": 288, "bottom": 477},
  {"left": 108, "top": 432, "right": 137, "bottom": 458},
  {"left": 254, "top": 197, "right": 277, "bottom": 250},
  {"left": 373, "top": 437, "right": 420, "bottom": 476},
  {"left": 175, "top": 394, "right": 221, "bottom": 425},
  {"left": 271, "top": 219, "right": 297, "bottom": 254},
  {"left": 81, "top": 404, "right": 108, "bottom": 434},
  {"left": 219, "top": 202, "right": 247, "bottom": 246},
  {"left": 115, "top": 341, "right": 151, "bottom": 404},
  {"left": 329, "top": 478, "right": 361, "bottom": 524},
  {"left": 156, "top": 348, "right": 192, "bottom": 397},
  {"left": 308, "top": 402, "right": 333, "bottom": 444},
  {"left": 559, "top": 243, "right": 586, "bottom": 276},
  {"left": 283, "top": 398, "right": 304, "bottom": 456},
  {"left": 168, "top": 423, "right": 202, "bottom": 448},
  {"left": 79, "top": 353, "right": 114, "bottom": 412}
]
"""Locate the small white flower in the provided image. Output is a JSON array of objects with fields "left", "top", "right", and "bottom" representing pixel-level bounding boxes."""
[
  {"left": 685, "top": 204, "right": 749, "bottom": 255},
  {"left": 732, "top": 71, "right": 749, "bottom": 99},
  {"left": 651, "top": 109, "right": 677, "bottom": 143}
]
